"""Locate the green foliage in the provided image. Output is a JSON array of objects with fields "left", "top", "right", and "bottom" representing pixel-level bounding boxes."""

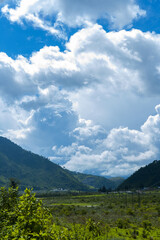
[
  {"left": 116, "top": 218, "right": 130, "bottom": 229},
  {"left": 98, "top": 185, "right": 108, "bottom": 192},
  {"left": 0, "top": 187, "right": 53, "bottom": 239},
  {"left": 126, "top": 208, "right": 135, "bottom": 216},
  {"left": 1, "top": 187, "right": 160, "bottom": 239},
  {"left": 155, "top": 206, "right": 160, "bottom": 216},
  {"left": 141, "top": 220, "right": 152, "bottom": 230},
  {"left": 0, "top": 187, "right": 19, "bottom": 233},
  {"left": 86, "top": 218, "right": 102, "bottom": 237},
  {"left": 0, "top": 187, "right": 106, "bottom": 239},
  {"left": 9, "top": 177, "right": 19, "bottom": 189}
]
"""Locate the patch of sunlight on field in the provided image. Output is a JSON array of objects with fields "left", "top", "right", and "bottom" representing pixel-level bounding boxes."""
[
  {"left": 50, "top": 203, "right": 98, "bottom": 207},
  {"left": 71, "top": 194, "right": 106, "bottom": 198}
]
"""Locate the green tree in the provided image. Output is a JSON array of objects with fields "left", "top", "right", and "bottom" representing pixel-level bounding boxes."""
[{"left": 0, "top": 187, "right": 53, "bottom": 239}]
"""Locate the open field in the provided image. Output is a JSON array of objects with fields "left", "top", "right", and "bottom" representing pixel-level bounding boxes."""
[
  {"left": 39, "top": 191, "right": 160, "bottom": 239},
  {"left": 2, "top": 188, "right": 160, "bottom": 239}
]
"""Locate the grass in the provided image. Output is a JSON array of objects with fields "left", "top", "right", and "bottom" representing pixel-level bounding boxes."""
[
  {"left": 3, "top": 187, "right": 160, "bottom": 239},
  {"left": 49, "top": 203, "right": 98, "bottom": 207},
  {"left": 71, "top": 194, "right": 106, "bottom": 198},
  {"left": 40, "top": 190, "right": 160, "bottom": 227}
]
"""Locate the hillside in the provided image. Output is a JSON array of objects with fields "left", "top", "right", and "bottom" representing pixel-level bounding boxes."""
[
  {"left": 71, "top": 172, "right": 124, "bottom": 190},
  {"left": 109, "top": 177, "right": 125, "bottom": 188},
  {"left": 118, "top": 160, "right": 160, "bottom": 190},
  {"left": 0, "top": 137, "right": 88, "bottom": 191}
]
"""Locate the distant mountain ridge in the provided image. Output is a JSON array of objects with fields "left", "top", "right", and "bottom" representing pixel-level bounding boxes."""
[
  {"left": 71, "top": 172, "right": 124, "bottom": 190},
  {"left": 0, "top": 136, "right": 87, "bottom": 190},
  {"left": 118, "top": 160, "right": 160, "bottom": 190},
  {"left": 0, "top": 136, "right": 123, "bottom": 191}
]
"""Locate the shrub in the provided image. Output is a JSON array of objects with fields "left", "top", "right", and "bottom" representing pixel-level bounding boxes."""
[
  {"left": 116, "top": 218, "right": 130, "bottom": 229},
  {"left": 126, "top": 208, "right": 135, "bottom": 216},
  {"left": 0, "top": 187, "right": 53, "bottom": 239}
]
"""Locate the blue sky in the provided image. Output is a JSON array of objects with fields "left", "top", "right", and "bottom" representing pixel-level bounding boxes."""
[{"left": 1, "top": 0, "right": 160, "bottom": 177}]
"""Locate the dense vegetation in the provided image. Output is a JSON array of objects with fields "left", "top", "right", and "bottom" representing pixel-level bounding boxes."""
[
  {"left": 119, "top": 160, "right": 160, "bottom": 190},
  {"left": 2, "top": 187, "right": 160, "bottom": 239}
]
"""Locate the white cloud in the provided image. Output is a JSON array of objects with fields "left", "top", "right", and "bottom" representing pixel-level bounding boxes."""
[
  {"left": 54, "top": 0, "right": 146, "bottom": 28},
  {"left": 72, "top": 118, "right": 106, "bottom": 140},
  {"left": 1, "top": 24, "right": 160, "bottom": 176},
  {"left": 66, "top": 26, "right": 160, "bottom": 95},
  {"left": 53, "top": 143, "right": 91, "bottom": 157},
  {"left": 20, "top": 85, "right": 72, "bottom": 113},
  {"left": 0, "top": 97, "right": 35, "bottom": 141},
  {"left": 1, "top": 26, "right": 160, "bottom": 98},
  {"left": 0, "top": 52, "right": 36, "bottom": 102},
  {"left": 56, "top": 105, "right": 160, "bottom": 177},
  {"left": 2, "top": 0, "right": 145, "bottom": 34}
]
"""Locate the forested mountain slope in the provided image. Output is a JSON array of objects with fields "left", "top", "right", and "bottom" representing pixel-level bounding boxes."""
[
  {"left": 0, "top": 136, "right": 87, "bottom": 190},
  {"left": 71, "top": 172, "right": 124, "bottom": 190},
  {"left": 118, "top": 160, "right": 160, "bottom": 190}
]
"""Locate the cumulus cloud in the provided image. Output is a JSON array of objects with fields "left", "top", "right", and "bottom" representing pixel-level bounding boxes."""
[
  {"left": 20, "top": 85, "right": 72, "bottom": 113},
  {"left": 1, "top": 0, "right": 145, "bottom": 34},
  {"left": 52, "top": 143, "right": 91, "bottom": 156},
  {"left": 61, "top": 105, "right": 160, "bottom": 177},
  {"left": 1, "top": 24, "right": 160, "bottom": 176},
  {"left": 29, "top": 26, "right": 160, "bottom": 97},
  {"left": 67, "top": 25, "right": 160, "bottom": 95},
  {"left": 1, "top": 25, "right": 160, "bottom": 100},
  {"left": 0, "top": 53, "right": 36, "bottom": 102},
  {"left": 0, "top": 51, "right": 78, "bottom": 155},
  {"left": 1, "top": 26, "right": 160, "bottom": 98},
  {"left": 0, "top": 97, "right": 34, "bottom": 141},
  {"left": 72, "top": 118, "right": 106, "bottom": 141}
]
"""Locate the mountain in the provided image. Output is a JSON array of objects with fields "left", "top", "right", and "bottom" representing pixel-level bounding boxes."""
[
  {"left": 0, "top": 136, "right": 88, "bottom": 191},
  {"left": 109, "top": 177, "right": 125, "bottom": 188},
  {"left": 71, "top": 172, "right": 124, "bottom": 190},
  {"left": 118, "top": 160, "right": 160, "bottom": 190}
]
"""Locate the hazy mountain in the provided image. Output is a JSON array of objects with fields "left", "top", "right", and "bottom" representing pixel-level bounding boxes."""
[
  {"left": 0, "top": 136, "right": 88, "bottom": 191},
  {"left": 118, "top": 160, "right": 160, "bottom": 190},
  {"left": 71, "top": 172, "right": 124, "bottom": 190},
  {"left": 108, "top": 177, "right": 125, "bottom": 188}
]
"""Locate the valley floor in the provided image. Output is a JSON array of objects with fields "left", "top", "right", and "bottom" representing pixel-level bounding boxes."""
[
  {"left": 40, "top": 190, "right": 160, "bottom": 239},
  {"left": 1, "top": 188, "right": 160, "bottom": 239}
]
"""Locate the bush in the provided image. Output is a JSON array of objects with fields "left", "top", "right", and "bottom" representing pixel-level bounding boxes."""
[
  {"left": 116, "top": 218, "right": 130, "bottom": 229},
  {"left": 0, "top": 187, "right": 53, "bottom": 239},
  {"left": 126, "top": 208, "right": 135, "bottom": 216}
]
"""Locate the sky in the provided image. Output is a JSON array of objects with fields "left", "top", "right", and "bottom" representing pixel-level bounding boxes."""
[{"left": 0, "top": 0, "right": 160, "bottom": 177}]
